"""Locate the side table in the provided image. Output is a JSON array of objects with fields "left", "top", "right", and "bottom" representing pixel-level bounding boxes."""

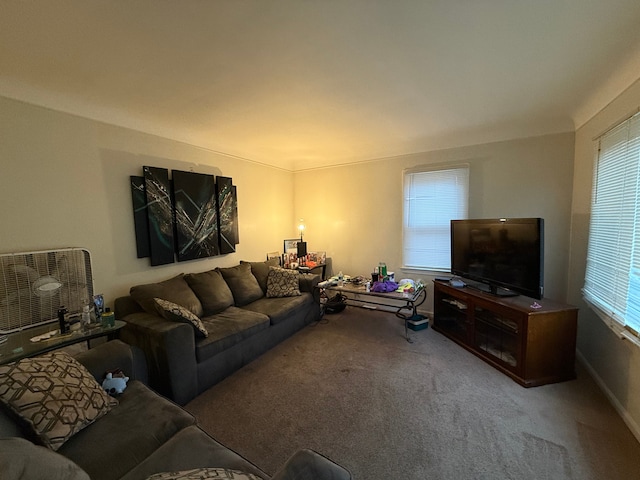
[{"left": 0, "top": 321, "right": 126, "bottom": 365}]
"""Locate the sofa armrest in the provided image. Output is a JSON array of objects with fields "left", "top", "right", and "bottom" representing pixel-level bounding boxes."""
[
  {"left": 74, "top": 339, "right": 148, "bottom": 385},
  {"left": 271, "top": 449, "right": 352, "bottom": 480},
  {"left": 299, "top": 274, "right": 320, "bottom": 295},
  {"left": 118, "top": 311, "right": 198, "bottom": 405}
]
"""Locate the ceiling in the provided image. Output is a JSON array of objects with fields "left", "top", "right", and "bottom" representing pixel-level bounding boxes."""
[{"left": 2, "top": 1, "right": 640, "bottom": 171}]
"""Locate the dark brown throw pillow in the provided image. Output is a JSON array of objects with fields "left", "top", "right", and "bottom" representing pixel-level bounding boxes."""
[
  {"left": 130, "top": 274, "right": 203, "bottom": 317},
  {"left": 218, "top": 263, "right": 264, "bottom": 306},
  {"left": 185, "top": 269, "right": 235, "bottom": 316}
]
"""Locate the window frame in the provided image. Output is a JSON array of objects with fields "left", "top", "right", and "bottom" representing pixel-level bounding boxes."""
[
  {"left": 583, "top": 111, "right": 640, "bottom": 346},
  {"left": 402, "top": 164, "right": 469, "bottom": 272}
]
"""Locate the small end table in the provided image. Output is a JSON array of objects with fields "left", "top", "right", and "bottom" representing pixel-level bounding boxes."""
[{"left": 0, "top": 321, "right": 126, "bottom": 365}]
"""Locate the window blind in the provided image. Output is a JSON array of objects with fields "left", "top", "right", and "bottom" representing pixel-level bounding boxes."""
[
  {"left": 584, "top": 111, "right": 640, "bottom": 334},
  {"left": 403, "top": 166, "right": 469, "bottom": 270}
]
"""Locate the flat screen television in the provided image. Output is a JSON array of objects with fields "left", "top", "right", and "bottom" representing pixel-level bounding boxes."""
[{"left": 450, "top": 218, "right": 544, "bottom": 299}]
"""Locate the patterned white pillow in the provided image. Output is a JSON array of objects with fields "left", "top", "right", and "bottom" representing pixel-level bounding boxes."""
[
  {"left": 154, "top": 297, "right": 208, "bottom": 337},
  {"left": 266, "top": 267, "right": 301, "bottom": 298},
  {"left": 0, "top": 352, "right": 118, "bottom": 450},
  {"left": 147, "top": 468, "right": 261, "bottom": 479}
]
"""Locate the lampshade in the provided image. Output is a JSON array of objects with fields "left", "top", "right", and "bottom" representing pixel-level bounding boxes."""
[{"left": 297, "top": 218, "right": 305, "bottom": 240}]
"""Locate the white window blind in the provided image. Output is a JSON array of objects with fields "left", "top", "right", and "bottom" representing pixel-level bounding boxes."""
[
  {"left": 584, "top": 111, "right": 640, "bottom": 335},
  {"left": 403, "top": 166, "right": 469, "bottom": 270}
]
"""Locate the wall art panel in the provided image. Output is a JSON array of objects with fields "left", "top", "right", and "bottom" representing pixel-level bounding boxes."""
[
  {"left": 216, "top": 176, "right": 237, "bottom": 254},
  {"left": 130, "top": 176, "right": 150, "bottom": 258},
  {"left": 143, "top": 166, "right": 175, "bottom": 266},
  {"left": 172, "top": 170, "right": 220, "bottom": 261}
]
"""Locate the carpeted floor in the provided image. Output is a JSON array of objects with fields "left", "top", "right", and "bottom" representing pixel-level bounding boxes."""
[{"left": 185, "top": 308, "right": 640, "bottom": 480}]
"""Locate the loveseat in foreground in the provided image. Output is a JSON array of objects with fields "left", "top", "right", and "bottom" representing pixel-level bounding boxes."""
[
  {"left": 115, "top": 260, "right": 321, "bottom": 405},
  {"left": 0, "top": 340, "right": 351, "bottom": 480}
]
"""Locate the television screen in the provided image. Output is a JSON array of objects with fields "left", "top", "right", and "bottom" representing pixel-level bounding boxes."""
[{"left": 450, "top": 218, "right": 544, "bottom": 299}]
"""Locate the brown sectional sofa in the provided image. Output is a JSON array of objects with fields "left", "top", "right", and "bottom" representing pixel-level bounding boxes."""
[{"left": 115, "top": 260, "right": 321, "bottom": 405}]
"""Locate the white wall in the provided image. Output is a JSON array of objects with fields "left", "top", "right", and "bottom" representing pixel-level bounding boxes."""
[
  {"left": 293, "top": 132, "right": 576, "bottom": 311},
  {"left": 569, "top": 78, "right": 640, "bottom": 440},
  {"left": 0, "top": 96, "right": 294, "bottom": 308}
]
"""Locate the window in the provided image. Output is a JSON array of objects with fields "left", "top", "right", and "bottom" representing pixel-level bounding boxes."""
[
  {"left": 403, "top": 165, "right": 469, "bottom": 270},
  {"left": 584, "top": 111, "right": 640, "bottom": 336}
]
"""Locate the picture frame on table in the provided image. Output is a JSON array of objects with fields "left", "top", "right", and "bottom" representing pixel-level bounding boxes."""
[
  {"left": 283, "top": 239, "right": 299, "bottom": 253},
  {"left": 308, "top": 251, "right": 326, "bottom": 264}
]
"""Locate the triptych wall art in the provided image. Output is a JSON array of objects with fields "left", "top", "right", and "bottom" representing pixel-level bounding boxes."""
[{"left": 130, "top": 167, "right": 239, "bottom": 266}]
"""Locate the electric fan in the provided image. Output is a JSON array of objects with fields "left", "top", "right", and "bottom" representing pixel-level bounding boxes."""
[{"left": 0, "top": 248, "right": 94, "bottom": 334}]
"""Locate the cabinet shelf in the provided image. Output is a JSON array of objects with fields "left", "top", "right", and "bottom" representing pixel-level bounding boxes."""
[{"left": 432, "top": 280, "right": 578, "bottom": 387}]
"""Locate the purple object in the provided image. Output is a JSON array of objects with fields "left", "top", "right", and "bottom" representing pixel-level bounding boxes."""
[{"left": 371, "top": 281, "right": 399, "bottom": 293}]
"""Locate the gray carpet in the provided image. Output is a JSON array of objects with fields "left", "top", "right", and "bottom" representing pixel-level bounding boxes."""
[{"left": 185, "top": 308, "right": 640, "bottom": 480}]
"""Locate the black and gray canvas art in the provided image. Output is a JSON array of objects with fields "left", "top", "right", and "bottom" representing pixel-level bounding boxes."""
[
  {"left": 143, "top": 166, "right": 175, "bottom": 266},
  {"left": 130, "top": 176, "right": 150, "bottom": 258},
  {"left": 131, "top": 167, "right": 237, "bottom": 265},
  {"left": 172, "top": 170, "right": 220, "bottom": 261},
  {"left": 216, "top": 176, "right": 238, "bottom": 254}
]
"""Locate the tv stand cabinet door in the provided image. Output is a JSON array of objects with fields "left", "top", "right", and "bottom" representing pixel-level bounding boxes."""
[
  {"left": 432, "top": 283, "right": 473, "bottom": 344},
  {"left": 521, "top": 308, "right": 578, "bottom": 386}
]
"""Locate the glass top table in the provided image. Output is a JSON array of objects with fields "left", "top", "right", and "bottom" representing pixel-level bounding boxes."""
[
  {"left": 320, "top": 282, "right": 427, "bottom": 342},
  {"left": 0, "top": 320, "right": 125, "bottom": 365}
]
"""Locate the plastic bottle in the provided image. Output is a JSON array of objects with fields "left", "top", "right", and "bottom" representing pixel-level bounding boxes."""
[
  {"left": 379, "top": 262, "right": 387, "bottom": 278},
  {"left": 81, "top": 305, "right": 91, "bottom": 328}
]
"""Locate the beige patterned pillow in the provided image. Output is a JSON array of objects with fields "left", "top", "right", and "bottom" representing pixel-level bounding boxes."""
[
  {"left": 154, "top": 297, "right": 208, "bottom": 337},
  {"left": 0, "top": 352, "right": 118, "bottom": 450},
  {"left": 266, "top": 267, "right": 301, "bottom": 298},
  {"left": 147, "top": 468, "right": 261, "bottom": 480}
]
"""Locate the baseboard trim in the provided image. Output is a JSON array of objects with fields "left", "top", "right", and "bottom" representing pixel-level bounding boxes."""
[{"left": 576, "top": 349, "right": 640, "bottom": 443}]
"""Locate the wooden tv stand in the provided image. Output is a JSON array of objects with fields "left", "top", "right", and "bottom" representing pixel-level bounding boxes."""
[{"left": 432, "top": 280, "right": 578, "bottom": 387}]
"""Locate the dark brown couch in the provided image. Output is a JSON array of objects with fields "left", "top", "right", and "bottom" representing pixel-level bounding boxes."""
[{"left": 115, "top": 260, "right": 321, "bottom": 405}]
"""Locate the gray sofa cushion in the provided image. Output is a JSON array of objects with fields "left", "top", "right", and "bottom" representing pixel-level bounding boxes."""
[
  {"left": 242, "top": 293, "right": 314, "bottom": 325},
  {"left": 185, "top": 269, "right": 235, "bottom": 315},
  {"left": 131, "top": 274, "right": 204, "bottom": 317},
  {"left": 0, "top": 437, "right": 90, "bottom": 480},
  {"left": 196, "top": 307, "right": 270, "bottom": 362},
  {"left": 120, "top": 426, "right": 268, "bottom": 480},
  {"left": 241, "top": 258, "right": 280, "bottom": 294},
  {"left": 59, "top": 380, "right": 195, "bottom": 480},
  {"left": 218, "top": 264, "right": 264, "bottom": 306}
]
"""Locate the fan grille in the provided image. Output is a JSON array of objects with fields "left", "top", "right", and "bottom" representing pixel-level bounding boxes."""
[{"left": 0, "top": 248, "right": 94, "bottom": 334}]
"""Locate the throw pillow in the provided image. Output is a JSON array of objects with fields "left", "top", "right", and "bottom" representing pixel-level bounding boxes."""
[
  {"left": 0, "top": 352, "right": 118, "bottom": 451},
  {"left": 130, "top": 274, "right": 204, "bottom": 317},
  {"left": 240, "top": 258, "right": 280, "bottom": 294},
  {"left": 154, "top": 298, "right": 208, "bottom": 338},
  {"left": 218, "top": 264, "right": 264, "bottom": 306},
  {"left": 266, "top": 267, "right": 301, "bottom": 298},
  {"left": 0, "top": 437, "right": 90, "bottom": 480},
  {"left": 147, "top": 468, "right": 261, "bottom": 480},
  {"left": 184, "top": 269, "right": 234, "bottom": 316}
]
